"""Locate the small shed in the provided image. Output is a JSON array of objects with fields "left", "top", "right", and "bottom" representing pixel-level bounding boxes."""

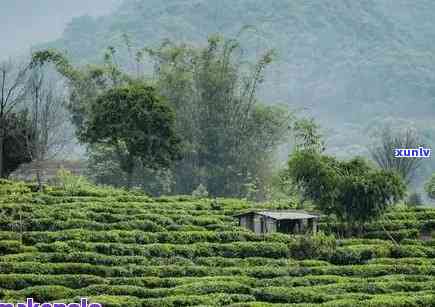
[{"left": 235, "top": 210, "right": 319, "bottom": 235}]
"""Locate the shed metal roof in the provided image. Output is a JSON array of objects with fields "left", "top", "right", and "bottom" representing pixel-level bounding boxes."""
[{"left": 235, "top": 210, "right": 319, "bottom": 220}]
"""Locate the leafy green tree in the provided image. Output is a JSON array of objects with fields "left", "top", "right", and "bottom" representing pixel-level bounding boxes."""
[
  {"left": 286, "top": 150, "right": 406, "bottom": 236},
  {"left": 2, "top": 111, "right": 35, "bottom": 177},
  {"left": 274, "top": 117, "right": 325, "bottom": 206},
  {"left": 31, "top": 49, "right": 180, "bottom": 190},
  {"left": 82, "top": 83, "right": 180, "bottom": 188}
]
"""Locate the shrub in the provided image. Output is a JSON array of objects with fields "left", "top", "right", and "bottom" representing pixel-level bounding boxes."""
[
  {"left": 390, "top": 245, "right": 433, "bottom": 258},
  {"left": 82, "top": 295, "right": 142, "bottom": 307},
  {"left": 172, "top": 281, "right": 251, "bottom": 295},
  {"left": 254, "top": 287, "right": 331, "bottom": 303},
  {"left": 0, "top": 241, "right": 24, "bottom": 255},
  {"left": 0, "top": 180, "right": 31, "bottom": 195},
  {"left": 0, "top": 274, "right": 106, "bottom": 290},
  {"left": 289, "top": 232, "right": 336, "bottom": 260},
  {"left": 12, "top": 285, "right": 75, "bottom": 301},
  {"left": 364, "top": 229, "right": 419, "bottom": 242},
  {"left": 330, "top": 244, "right": 392, "bottom": 265}
]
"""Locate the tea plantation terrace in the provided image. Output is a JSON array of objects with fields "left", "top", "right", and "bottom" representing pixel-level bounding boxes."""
[{"left": 0, "top": 180, "right": 434, "bottom": 306}]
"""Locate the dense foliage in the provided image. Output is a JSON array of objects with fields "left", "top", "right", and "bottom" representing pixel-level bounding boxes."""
[
  {"left": 147, "top": 36, "right": 291, "bottom": 197},
  {"left": 1, "top": 111, "right": 35, "bottom": 178},
  {"left": 0, "top": 179, "right": 433, "bottom": 306},
  {"left": 285, "top": 151, "right": 406, "bottom": 234},
  {"left": 85, "top": 144, "right": 174, "bottom": 195},
  {"left": 82, "top": 83, "right": 180, "bottom": 187},
  {"left": 32, "top": 35, "right": 291, "bottom": 197}
]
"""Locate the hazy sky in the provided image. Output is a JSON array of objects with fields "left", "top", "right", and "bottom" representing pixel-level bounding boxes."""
[{"left": 0, "top": 0, "right": 120, "bottom": 60}]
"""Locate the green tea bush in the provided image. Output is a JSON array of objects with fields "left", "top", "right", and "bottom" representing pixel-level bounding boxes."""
[
  {"left": 10, "top": 285, "right": 75, "bottom": 301},
  {"left": 0, "top": 179, "right": 434, "bottom": 306},
  {"left": 80, "top": 295, "right": 143, "bottom": 307},
  {"left": 254, "top": 287, "right": 332, "bottom": 303},
  {"left": 80, "top": 284, "right": 168, "bottom": 299},
  {"left": 391, "top": 245, "right": 434, "bottom": 258},
  {"left": 0, "top": 274, "right": 106, "bottom": 290},
  {"left": 330, "top": 244, "right": 393, "bottom": 265},
  {"left": 141, "top": 293, "right": 255, "bottom": 307},
  {"left": 171, "top": 280, "right": 251, "bottom": 295},
  {"left": 0, "top": 240, "right": 24, "bottom": 255},
  {"left": 364, "top": 229, "right": 419, "bottom": 241},
  {"left": 0, "top": 180, "right": 31, "bottom": 195},
  {"left": 289, "top": 232, "right": 337, "bottom": 260}
]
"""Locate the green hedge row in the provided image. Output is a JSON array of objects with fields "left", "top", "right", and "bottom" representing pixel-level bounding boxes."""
[
  {"left": 1, "top": 262, "right": 433, "bottom": 278},
  {"left": 5, "top": 281, "right": 433, "bottom": 305},
  {"left": 35, "top": 241, "right": 291, "bottom": 259},
  {"left": 22, "top": 230, "right": 285, "bottom": 245}
]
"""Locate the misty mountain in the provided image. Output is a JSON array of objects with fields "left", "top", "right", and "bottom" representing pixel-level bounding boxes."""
[{"left": 36, "top": 0, "right": 435, "bottom": 187}]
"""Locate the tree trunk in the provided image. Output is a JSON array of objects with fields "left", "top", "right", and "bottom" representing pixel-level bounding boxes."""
[
  {"left": 126, "top": 155, "right": 135, "bottom": 190},
  {"left": 357, "top": 225, "right": 363, "bottom": 238},
  {"left": 126, "top": 170, "right": 134, "bottom": 190},
  {"left": 345, "top": 222, "right": 353, "bottom": 238},
  {"left": 35, "top": 162, "right": 43, "bottom": 192}
]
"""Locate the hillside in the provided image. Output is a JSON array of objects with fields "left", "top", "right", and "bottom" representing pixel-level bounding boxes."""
[
  {"left": 39, "top": 0, "right": 435, "bottom": 185},
  {"left": 0, "top": 180, "right": 434, "bottom": 306}
]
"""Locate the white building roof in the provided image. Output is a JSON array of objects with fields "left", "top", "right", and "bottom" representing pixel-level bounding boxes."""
[{"left": 235, "top": 210, "right": 319, "bottom": 220}]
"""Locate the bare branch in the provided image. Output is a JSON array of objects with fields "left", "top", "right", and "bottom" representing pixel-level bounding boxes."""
[{"left": 369, "top": 127, "right": 423, "bottom": 184}]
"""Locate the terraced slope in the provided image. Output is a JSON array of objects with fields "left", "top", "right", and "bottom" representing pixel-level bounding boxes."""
[{"left": 0, "top": 180, "right": 434, "bottom": 306}]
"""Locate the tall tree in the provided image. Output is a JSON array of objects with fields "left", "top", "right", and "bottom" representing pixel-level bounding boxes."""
[
  {"left": 147, "top": 35, "right": 291, "bottom": 197},
  {"left": 0, "top": 60, "right": 29, "bottom": 177},
  {"left": 26, "top": 66, "right": 70, "bottom": 189}
]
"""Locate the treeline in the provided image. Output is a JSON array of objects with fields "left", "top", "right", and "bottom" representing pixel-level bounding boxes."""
[
  {"left": 2, "top": 34, "right": 292, "bottom": 199},
  {"left": 2, "top": 32, "right": 434, "bottom": 223}
]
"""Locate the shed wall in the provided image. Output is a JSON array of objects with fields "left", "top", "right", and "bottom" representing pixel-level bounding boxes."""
[{"left": 238, "top": 213, "right": 319, "bottom": 235}]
